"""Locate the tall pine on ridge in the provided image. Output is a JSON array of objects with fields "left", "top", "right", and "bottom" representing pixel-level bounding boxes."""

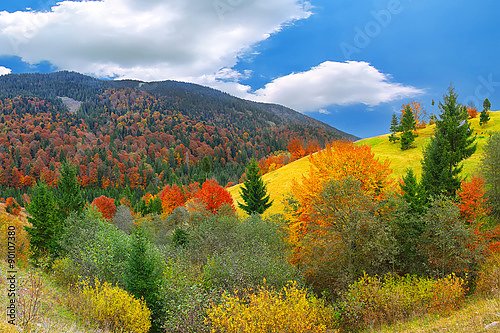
[
  {"left": 56, "top": 161, "right": 85, "bottom": 218},
  {"left": 238, "top": 159, "right": 273, "bottom": 215},
  {"left": 421, "top": 87, "right": 476, "bottom": 198}
]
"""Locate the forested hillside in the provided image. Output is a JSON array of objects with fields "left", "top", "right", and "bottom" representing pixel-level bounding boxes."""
[{"left": 0, "top": 71, "right": 354, "bottom": 203}]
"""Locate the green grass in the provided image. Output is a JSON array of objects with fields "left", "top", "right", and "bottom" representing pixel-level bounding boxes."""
[{"left": 229, "top": 111, "right": 500, "bottom": 217}]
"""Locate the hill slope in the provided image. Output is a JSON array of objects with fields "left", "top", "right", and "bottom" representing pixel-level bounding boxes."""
[
  {"left": 229, "top": 111, "right": 500, "bottom": 216},
  {"left": 0, "top": 71, "right": 355, "bottom": 196}
]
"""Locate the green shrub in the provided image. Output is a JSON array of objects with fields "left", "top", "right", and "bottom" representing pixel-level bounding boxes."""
[{"left": 340, "top": 273, "right": 466, "bottom": 331}]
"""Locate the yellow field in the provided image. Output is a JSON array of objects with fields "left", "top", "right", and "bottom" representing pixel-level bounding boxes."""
[{"left": 229, "top": 111, "right": 500, "bottom": 216}]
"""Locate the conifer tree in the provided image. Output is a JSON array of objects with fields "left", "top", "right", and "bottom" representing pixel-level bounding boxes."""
[
  {"left": 388, "top": 113, "right": 400, "bottom": 143},
  {"left": 126, "top": 227, "right": 166, "bottom": 333},
  {"left": 56, "top": 161, "right": 85, "bottom": 218},
  {"left": 238, "top": 159, "right": 273, "bottom": 215},
  {"left": 421, "top": 87, "right": 476, "bottom": 198},
  {"left": 400, "top": 169, "right": 425, "bottom": 213},
  {"left": 480, "top": 98, "right": 491, "bottom": 126},
  {"left": 25, "top": 182, "right": 61, "bottom": 261},
  {"left": 400, "top": 105, "right": 416, "bottom": 150}
]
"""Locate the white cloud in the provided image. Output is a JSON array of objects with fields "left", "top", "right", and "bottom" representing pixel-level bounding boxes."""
[
  {"left": 0, "top": 0, "right": 311, "bottom": 81},
  {"left": 251, "top": 61, "right": 424, "bottom": 112},
  {"left": 0, "top": 66, "right": 11, "bottom": 75}
]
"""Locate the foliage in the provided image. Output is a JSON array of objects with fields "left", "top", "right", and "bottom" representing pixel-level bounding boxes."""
[
  {"left": 400, "top": 168, "right": 426, "bottom": 214},
  {"left": 160, "top": 184, "right": 188, "bottom": 215},
  {"left": 56, "top": 161, "right": 85, "bottom": 218},
  {"left": 5, "top": 197, "right": 21, "bottom": 215},
  {"left": 113, "top": 204, "right": 135, "bottom": 234},
  {"left": 476, "top": 252, "right": 500, "bottom": 296},
  {"left": 340, "top": 273, "right": 466, "bottom": 331},
  {"left": 74, "top": 279, "right": 151, "bottom": 333},
  {"left": 421, "top": 87, "right": 476, "bottom": 198},
  {"left": 0, "top": 212, "right": 30, "bottom": 264},
  {"left": 206, "top": 282, "right": 336, "bottom": 333},
  {"left": 195, "top": 179, "right": 234, "bottom": 214},
  {"left": 418, "top": 196, "right": 480, "bottom": 277},
  {"left": 136, "top": 193, "right": 162, "bottom": 216},
  {"left": 59, "top": 208, "right": 131, "bottom": 285},
  {"left": 25, "top": 181, "right": 62, "bottom": 262},
  {"left": 126, "top": 226, "right": 166, "bottom": 333},
  {"left": 288, "top": 141, "right": 393, "bottom": 259},
  {"left": 238, "top": 159, "right": 272, "bottom": 215},
  {"left": 457, "top": 176, "right": 490, "bottom": 223},
  {"left": 18, "top": 271, "right": 46, "bottom": 332},
  {"left": 467, "top": 106, "right": 478, "bottom": 118},
  {"left": 388, "top": 113, "right": 400, "bottom": 143},
  {"left": 400, "top": 104, "right": 416, "bottom": 150},
  {"left": 480, "top": 98, "right": 491, "bottom": 125},
  {"left": 297, "top": 178, "right": 396, "bottom": 295},
  {"left": 91, "top": 195, "right": 117, "bottom": 220},
  {"left": 482, "top": 133, "right": 500, "bottom": 218}
]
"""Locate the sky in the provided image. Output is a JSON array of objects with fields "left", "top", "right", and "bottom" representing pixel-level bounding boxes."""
[{"left": 0, "top": 0, "right": 499, "bottom": 138}]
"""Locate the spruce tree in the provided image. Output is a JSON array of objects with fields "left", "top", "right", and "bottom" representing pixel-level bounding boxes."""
[
  {"left": 400, "top": 105, "right": 416, "bottom": 150},
  {"left": 126, "top": 227, "right": 166, "bottom": 333},
  {"left": 388, "top": 113, "right": 400, "bottom": 143},
  {"left": 421, "top": 87, "right": 476, "bottom": 198},
  {"left": 480, "top": 98, "right": 491, "bottom": 126},
  {"left": 400, "top": 168, "right": 425, "bottom": 214},
  {"left": 238, "top": 159, "right": 273, "bottom": 215},
  {"left": 56, "top": 161, "right": 85, "bottom": 218},
  {"left": 25, "top": 182, "right": 61, "bottom": 261}
]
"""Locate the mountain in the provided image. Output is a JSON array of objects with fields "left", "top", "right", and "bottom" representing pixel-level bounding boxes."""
[
  {"left": 0, "top": 71, "right": 355, "bottom": 200},
  {"left": 229, "top": 111, "right": 500, "bottom": 216}
]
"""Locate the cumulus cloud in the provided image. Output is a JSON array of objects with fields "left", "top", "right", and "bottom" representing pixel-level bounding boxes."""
[
  {"left": 251, "top": 61, "right": 424, "bottom": 112},
  {"left": 0, "top": 66, "right": 11, "bottom": 75},
  {"left": 0, "top": 0, "right": 311, "bottom": 81}
]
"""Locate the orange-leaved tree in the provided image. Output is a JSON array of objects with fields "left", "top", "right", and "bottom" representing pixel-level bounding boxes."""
[
  {"left": 159, "top": 184, "right": 187, "bottom": 216},
  {"left": 195, "top": 179, "right": 234, "bottom": 214},
  {"left": 457, "top": 176, "right": 490, "bottom": 224},
  {"left": 5, "top": 197, "right": 21, "bottom": 216},
  {"left": 91, "top": 196, "right": 117, "bottom": 221},
  {"left": 288, "top": 141, "right": 393, "bottom": 262}
]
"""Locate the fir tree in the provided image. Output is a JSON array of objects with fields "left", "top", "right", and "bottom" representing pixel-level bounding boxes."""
[
  {"left": 238, "top": 159, "right": 273, "bottom": 215},
  {"left": 421, "top": 87, "right": 476, "bottom": 198},
  {"left": 388, "top": 113, "right": 400, "bottom": 143},
  {"left": 400, "top": 105, "right": 416, "bottom": 150},
  {"left": 25, "top": 182, "right": 61, "bottom": 261},
  {"left": 480, "top": 98, "right": 491, "bottom": 126},
  {"left": 400, "top": 168, "right": 425, "bottom": 213},
  {"left": 126, "top": 227, "right": 166, "bottom": 333},
  {"left": 56, "top": 161, "right": 85, "bottom": 218}
]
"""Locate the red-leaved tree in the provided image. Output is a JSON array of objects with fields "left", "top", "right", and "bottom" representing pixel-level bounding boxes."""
[
  {"left": 91, "top": 195, "right": 117, "bottom": 220},
  {"left": 195, "top": 179, "right": 234, "bottom": 214}
]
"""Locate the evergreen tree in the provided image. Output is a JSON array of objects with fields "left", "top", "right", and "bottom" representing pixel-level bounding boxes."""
[
  {"left": 238, "top": 159, "right": 273, "bottom": 215},
  {"left": 421, "top": 87, "right": 476, "bottom": 198},
  {"left": 482, "top": 133, "right": 500, "bottom": 218},
  {"left": 126, "top": 227, "right": 166, "bottom": 333},
  {"left": 400, "top": 168, "right": 425, "bottom": 214},
  {"left": 56, "top": 161, "right": 85, "bottom": 218},
  {"left": 25, "top": 182, "right": 61, "bottom": 261},
  {"left": 388, "top": 113, "right": 400, "bottom": 143},
  {"left": 400, "top": 105, "right": 416, "bottom": 150},
  {"left": 480, "top": 98, "right": 491, "bottom": 126}
]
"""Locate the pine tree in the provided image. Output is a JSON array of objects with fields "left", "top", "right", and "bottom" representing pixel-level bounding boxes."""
[
  {"left": 388, "top": 113, "right": 400, "bottom": 143},
  {"left": 238, "top": 159, "right": 273, "bottom": 215},
  {"left": 421, "top": 87, "right": 476, "bottom": 198},
  {"left": 400, "top": 105, "right": 416, "bottom": 150},
  {"left": 400, "top": 168, "right": 425, "bottom": 213},
  {"left": 126, "top": 227, "right": 166, "bottom": 333},
  {"left": 56, "top": 161, "right": 85, "bottom": 218},
  {"left": 25, "top": 182, "right": 61, "bottom": 261},
  {"left": 480, "top": 98, "right": 491, "bottom": 126}
]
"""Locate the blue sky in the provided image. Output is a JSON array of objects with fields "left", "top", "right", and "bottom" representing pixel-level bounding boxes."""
[{"left": 0, "top": 0, "right": 499, "bottom": 137}]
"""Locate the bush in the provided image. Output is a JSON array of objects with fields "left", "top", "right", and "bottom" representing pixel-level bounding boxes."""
[
  {"left": 52, "top": 257, "right": 80, "bottom": 287},
  {"left": 206, "top": 282, "right": 336, "bottom": 333},
  {"left": 0, "top": 322, "right": 17, "bottom": 333},
  {"left": 0, "top": 212, "right": 30, "bottom": 265},
  {"left": 59, "top": 208, "right": 130, "bottom": 285},
  {"left": 74, "top": 279, "right": 151, "bottom": 333},
  {"left": 476, "top": 252, "right": 500, "bottom": 296},
  {"left": 340, "top": 273, "right": 466, "bottom": 331},
  {"left": 113, "top": 204, "right": 134, "bottom": 234}
]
